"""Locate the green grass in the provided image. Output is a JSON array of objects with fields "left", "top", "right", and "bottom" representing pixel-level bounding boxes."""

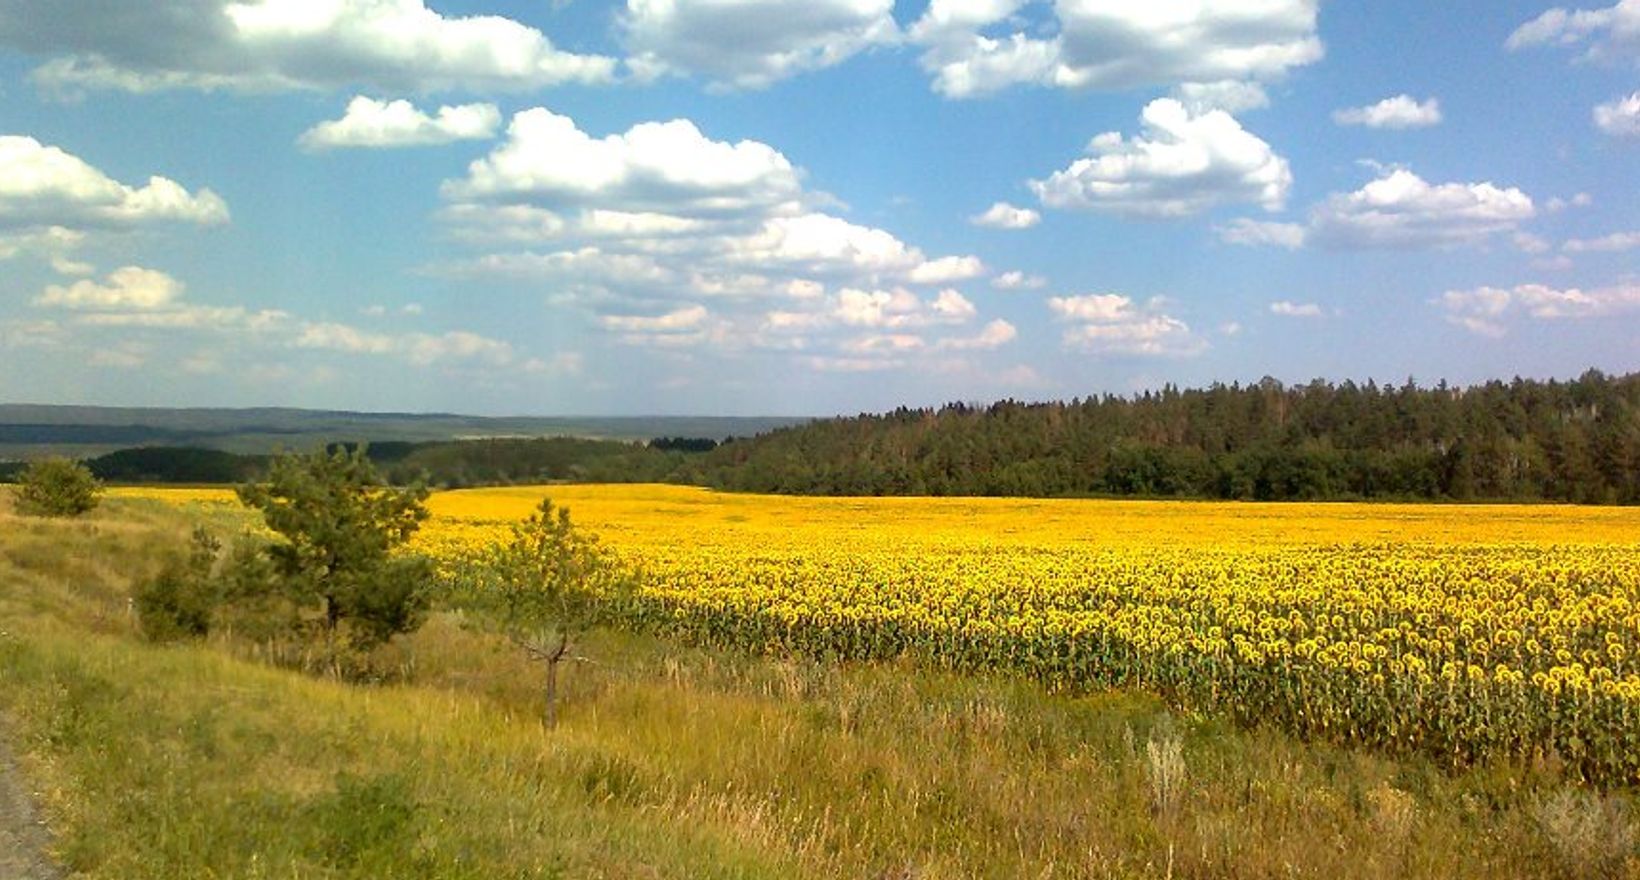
[{"left": 1, "top": 490, "right": 1637, "bottom": 878}]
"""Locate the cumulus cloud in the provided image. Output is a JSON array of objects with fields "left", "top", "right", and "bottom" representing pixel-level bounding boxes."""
[
  {"left": 438, "top": 109, "right": 985, "bottom": 292},
  {"left": 0, "top": 136, "right": 228, "bottom": 230},
  {"left": 1333, "top": 95, "right": 1443, "bottom": 129},
  {"left": 1506, "top": 0, "right": 1640, "bottom": 65},
  {"left": 599, "top": 303, "right": 729, "bottom": 349},
  {"left": 1308, "top": 167, "right": 1534, "bottom": 249},
  {"left": 1047, "top": 293, "right": 1206, "bottom": 356},
  {"left": 436, "top": 107, "right": 1006, "bottom": 369},
  {"left": 1269, "top": 300, "right": 1323, "bottom": 317},
  {"left": 443, "top": 108, "right": 805, "bottom": 219},
  {"left": 908, "top": 255, "right": 987, "bottom": 284},
  {"left": 35, "top": 266, "right": 185, "bottom": 310},
  {"left": 1438, "top": 281, "right": 1640, "bottom": 335},
  {"left": 1, "top": 0, "right": 616, "bottom": 96},
  {"left": 622, "top": 0, "right": 899, "bottom": 90},
  {"left": 992, "top": 270, "right": 1048, "bottom": 290},
  {"left": 35, "top": 265, "right": 290, "bottom": 332},
  {"left": 970, "top": 201, "right": 1041, "bottom": 229},
  {"left": 1564, "top": 230, "right": 1640, "bottom": 252},
  {"left": 1216, "top": 218, "right": 1306, "bottom": 249},
  {"left": 1029, "top": 99, "right": 1291, "bottom": 218},
  {"left": 1594, "top": 91, "right": 1640, "bottom": 136},
  {"left": 298, "top": 96, "right": 500, "bottom": 151},
  {"left": 911, "top": 0, "right": 1322, "bottom": 98}
]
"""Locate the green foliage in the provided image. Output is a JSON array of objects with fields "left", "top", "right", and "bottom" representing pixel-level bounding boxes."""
[
  {"left": 701, "top": 369, "right": 1640, "bottom": 503},
  {"left": 237, "top": 446, "right": 433, "bottom": 657},
  {"left": 15, "top": 457, "right": 102, "bottom": 517},
  {"left": 463, "top": 500, "right": 628, "bottom": 647},
  {"left": 455, "top": 499, "right": 631, "bottom": 724},
  {"left": 87, "top": 446, "right": 266, "bottom": 484},
  {"left": 133, "top": 528, "right": 223, "bottom": 641}
]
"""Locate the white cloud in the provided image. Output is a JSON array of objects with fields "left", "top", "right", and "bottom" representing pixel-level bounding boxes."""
[
  {"left": 31, "top": 263, "right": 535, "bottom": 373},
  {"left": 907, "top": 255, "right": 987, "bottom": 284},
  {"left": 912, "top": 0, "right": 1322, "bottom": 98},
  {"left": 298, "top": 96, "right": 500, "bottom": 151},
  {"left": 936, "top": 318, "right": 1016, "bottom": 350},
  {"left": 1047, "top": 293, "right": 1206, "bottom": 356},
  {"left": 293, "top": 321, "right": 395, "bottom": 355},
  {"left": 1171, "top": 80, "right": 1271, "bottom": 114},
  {"left": 930, "top": 288, "right": 977, "bottom": 321},
  {"left": 1333, "top": 95, "right": 1442, "bottom": 129},
  {"left": 1594, "top": 91, "right": 1640, "bottom": 136},
  {"left": 0, "top": 136, "right": 228, "bottom": 229},
  {"left": 834, "top": 287, "right": 930, "bottom": 328},
  {"left": 1309, "top": 168, "right": 1534, "bottom": 249},
  {"left": 600, "top": 304, "right": 710, "bottom": 333},
  {"left": 293, "top": 322, "right": 535, "bottom": 368},
  {"left": 622, "top": 0, "right": 899, "bottom": 90},
  {"left": 970, "top": 201, "right": 1041, "bottom": 229},
  {"left": 438, "top": 107, "right": 1000, "bottom": 368},
  {"left": 1029, "top": 99, "right": 1291, "bottom": 218},
  {"left": 992, "top": 270, "right": 1048, "bottom": 290},
  {"left": 7, "top": 0, "right": 616, "bottom": 96},
  {"left": 444, "top": 108, "right": 805, "bottom": 219},
  {"left": 0, "top": 225, "right": 85, "bottom": 265},
  {"left": 1216, "top": 218, "right": 1306, "bottom": 249},
  {"left": 1546, "top": 192, "right": 1595, "bottom": 212},
  {"left": 1269, "top": 300, "right": 1323, "bottom": 317},
  {"left": 1438, "top": 281, "right": 1640, "bottom": 335},
  {"left": 34, "top": 266, "right": 290, "bottom": 332},
  {"left": 35, "top": 266, "right": 185, "bottom": 310},
  {"left": 1564, "top": 230, "right": 1640, "bottom": 252},
  {"left": 804, "top": 355, "right": 905, "bottom": 373},
  {"left": 1506, "top": 0, "right": 1640, "bottom": 65}
]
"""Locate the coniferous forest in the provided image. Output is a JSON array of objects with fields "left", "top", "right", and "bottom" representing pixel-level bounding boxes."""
[{"left": 698, "top": 370, "right": 1640, "bottom": 503}]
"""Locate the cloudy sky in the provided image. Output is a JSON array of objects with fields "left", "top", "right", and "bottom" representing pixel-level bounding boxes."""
[{"left": 1, "top": 0, "right": 1636, "bottom": 416}]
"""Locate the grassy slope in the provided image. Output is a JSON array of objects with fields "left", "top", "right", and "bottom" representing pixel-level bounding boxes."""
[{"left": 0, "top": 492, "right": 1636, "bottom": 879}]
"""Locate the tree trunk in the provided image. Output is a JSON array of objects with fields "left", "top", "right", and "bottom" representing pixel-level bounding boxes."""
[
  {"left": 543, "top": 633, "right": 569, "bottom": 728},
  {"left": 544, "top": 656, "right": 559, "bottom": 728}
]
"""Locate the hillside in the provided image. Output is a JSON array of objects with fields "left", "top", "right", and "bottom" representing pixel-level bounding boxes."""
[{"left": 0, "top": 405, "right": 805, "bottom": 461}]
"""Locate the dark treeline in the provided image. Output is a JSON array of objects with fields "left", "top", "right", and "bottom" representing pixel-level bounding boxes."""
[
  {"left": 370, "top": 437, "right": 695, "bottom": 487},
  {"left": 1, "top": 437, "right": 715, "bottom": 488},
  {"left": 699, "top": 371, "right": 1640, "bottom": 503}
]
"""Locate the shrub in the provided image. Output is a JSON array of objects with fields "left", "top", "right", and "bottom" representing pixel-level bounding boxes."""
[
  {"left": 134, "top": 528, "right": 223, "bottom": 641},
  {"left": 15, "top": 457, "right": 102, "bottom": 517}
]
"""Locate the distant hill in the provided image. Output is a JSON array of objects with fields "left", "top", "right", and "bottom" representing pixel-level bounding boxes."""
[{"left": 0, "top": 405, "right": 807, "bottom": 461}]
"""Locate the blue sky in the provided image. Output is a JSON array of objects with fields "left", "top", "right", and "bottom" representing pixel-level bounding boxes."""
[{"left": 0, "top": 0, "right": 1636, "bottom": 416}]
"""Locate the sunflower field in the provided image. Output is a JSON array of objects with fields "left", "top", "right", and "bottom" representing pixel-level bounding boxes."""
[{"left": 118, "top": 484, "right": 1640, "bottom": 782}]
